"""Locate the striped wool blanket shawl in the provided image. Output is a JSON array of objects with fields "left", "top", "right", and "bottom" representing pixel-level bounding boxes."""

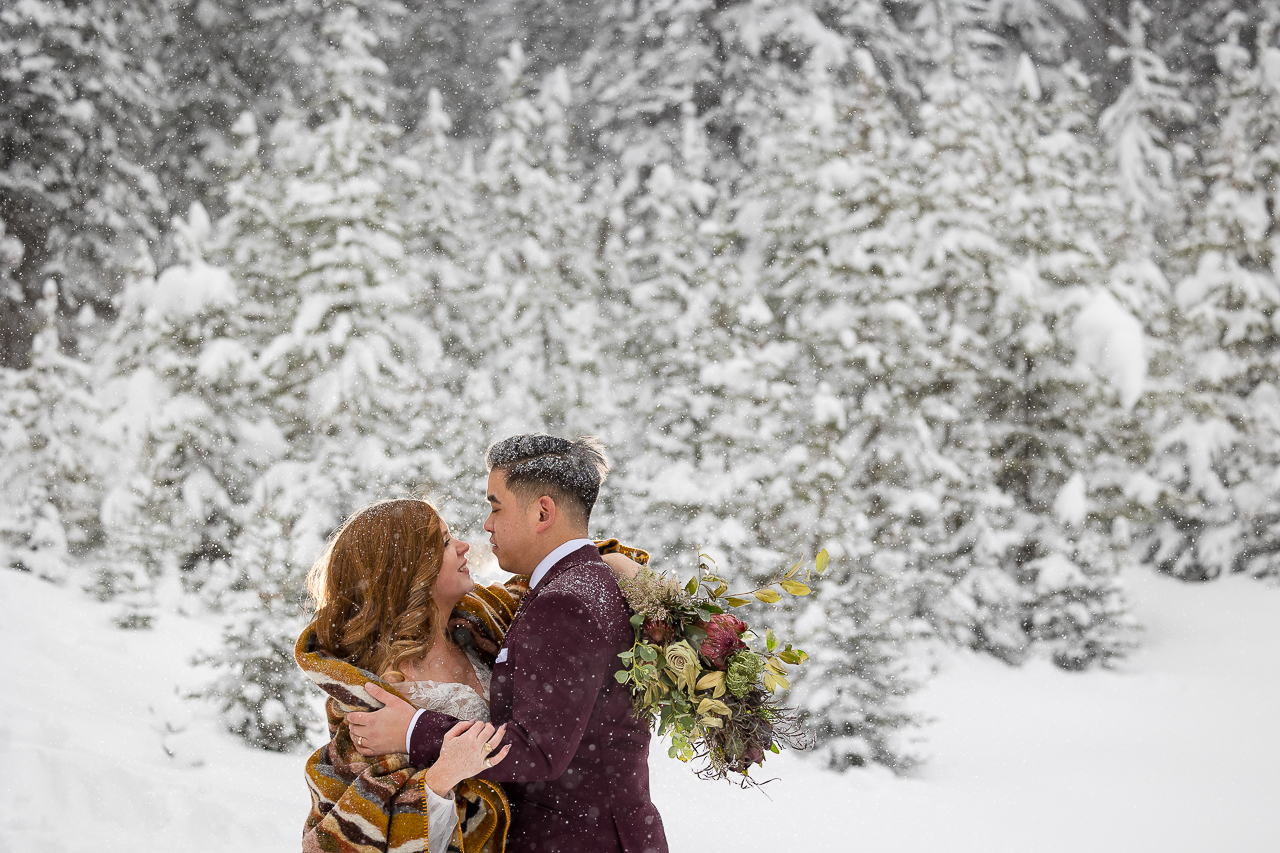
[{"left": 295, "top": 582, "right": 522, "bottom": 853}]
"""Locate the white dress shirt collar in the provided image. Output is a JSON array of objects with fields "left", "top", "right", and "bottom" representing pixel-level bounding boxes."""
[{"left": 528, "top": 538, "right": 595, "bottom": 590}]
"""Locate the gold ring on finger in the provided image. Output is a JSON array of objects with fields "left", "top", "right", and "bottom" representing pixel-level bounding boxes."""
[{"left": 482, "top": 742, "right": 493, "bottom": 754}]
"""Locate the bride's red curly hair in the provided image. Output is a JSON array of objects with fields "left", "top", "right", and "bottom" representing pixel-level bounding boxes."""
[{"left": 306, "top": 499, "right": 445, "bottom": 680}]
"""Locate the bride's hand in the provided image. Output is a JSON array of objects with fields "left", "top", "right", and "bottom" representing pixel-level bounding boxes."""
[
  {"left": 602, "top": 551, "right": 643, "bottom": 583},
  {"left": 424, "top": 720, "right": 510, "bottom": 796}
]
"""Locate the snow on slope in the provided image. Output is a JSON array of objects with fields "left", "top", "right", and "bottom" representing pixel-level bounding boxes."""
[
  {"left": 0, "top": 572, "right": 308, "bottom": 852},
  {"left": 2, "top": 567, "right": 1277, "bottom": 853}
]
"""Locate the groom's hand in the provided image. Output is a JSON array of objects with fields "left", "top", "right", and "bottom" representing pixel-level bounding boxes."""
[{"left": 349, "top": 683, "right": 415, "bottom": 757}]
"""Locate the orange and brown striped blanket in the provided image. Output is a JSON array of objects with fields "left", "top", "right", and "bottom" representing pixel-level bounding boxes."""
[{"left": 294, "top": 581, "right": 520, "bottom": 853}]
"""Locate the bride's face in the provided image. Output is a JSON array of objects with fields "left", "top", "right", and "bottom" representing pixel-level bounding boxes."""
[{"left": 432, "top": 521, "right": 475, "bottom": 608}]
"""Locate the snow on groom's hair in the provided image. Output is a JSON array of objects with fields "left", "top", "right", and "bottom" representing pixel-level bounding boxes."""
[{"left": 486, "top": 434, "right": 610, "bottom": 526}]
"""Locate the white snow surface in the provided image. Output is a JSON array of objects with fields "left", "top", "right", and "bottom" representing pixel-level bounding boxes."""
[{"left": 2, "top": 567, "right": 1277, "bottom": 852}]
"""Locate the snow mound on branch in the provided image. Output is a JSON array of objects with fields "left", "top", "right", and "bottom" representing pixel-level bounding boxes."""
[
  {"left": 1073, "top": 288, "right": 1146, "bottom": 408},
  {"left": 1054, "top": 472, "right": 1088, "bottom": 527},
  {"left": 1029, "top": 553, "right": 1087, "bottom": 594},
  {"left": 149, "top": 262, "right": 237, "bottom": 322},
  {"left": 1263, "top": 48, "right": 1280, "bottom": 95}
]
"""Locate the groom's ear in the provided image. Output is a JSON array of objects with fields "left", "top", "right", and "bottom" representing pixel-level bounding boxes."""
[{"left": 534, "top": 495, "right": 557, "bottom": 533}]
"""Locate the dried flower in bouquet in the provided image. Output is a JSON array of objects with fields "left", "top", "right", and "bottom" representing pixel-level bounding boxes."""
[{"left": 614, "top": 549, "right": 829, "bottom": 785}]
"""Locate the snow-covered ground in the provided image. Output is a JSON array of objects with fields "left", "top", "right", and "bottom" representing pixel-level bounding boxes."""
[{"left": 2, "top": 567, "right": 1276, "bottom": 853}]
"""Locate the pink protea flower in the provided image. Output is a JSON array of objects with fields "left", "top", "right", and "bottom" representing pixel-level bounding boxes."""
[{"left": 698, "top": 613, "right": 748, "bottom": 670}]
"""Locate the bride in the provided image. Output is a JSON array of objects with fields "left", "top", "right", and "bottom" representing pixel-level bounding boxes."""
[{"left": 295, "top": 498, "right": 641, "bottom": 853}]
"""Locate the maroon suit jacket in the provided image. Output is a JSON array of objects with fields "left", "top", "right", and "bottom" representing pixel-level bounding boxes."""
[{"left": 409, "top": 544, "right": 668, "bottom": 853}]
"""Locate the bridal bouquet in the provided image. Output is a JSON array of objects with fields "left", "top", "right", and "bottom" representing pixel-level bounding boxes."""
[{"left": 614, "top": 549, "right": 826, "bottom": 785}]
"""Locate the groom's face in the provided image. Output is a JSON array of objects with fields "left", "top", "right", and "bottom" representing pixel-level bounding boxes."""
[{"left": 484, "top": 469, "right": 540, "bottom": 575}]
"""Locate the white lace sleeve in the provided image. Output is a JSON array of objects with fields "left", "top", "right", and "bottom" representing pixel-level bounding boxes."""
[{"left": 425, "top": 785, "right": 459, "bottom": 853}]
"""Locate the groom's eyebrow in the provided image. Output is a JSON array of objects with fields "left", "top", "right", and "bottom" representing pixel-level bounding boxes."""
[{"left": 487, "top": 494, "right": 500, "bottom": 505}]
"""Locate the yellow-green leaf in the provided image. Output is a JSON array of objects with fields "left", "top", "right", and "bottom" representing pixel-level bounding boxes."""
[
  {"left": 724, "top": 596, "right": 751, "bottom": 607},
  {"left": 696, "top": 671, "right": 727, "bottom": 691},
  {"left": 765, "top": 657, "right": 787, "bottom": 676},
  {"left": 762, "top": 670, "right": 791, "bottom": 692},
  {"left": 784, "top": 560, "right": 802, "bottom": 579},
  {"left": 815, "top": 548, "right": 830, "bottom": 574},
  {"left": 684, "top": 576, "right": 698, "bottom": 595},
  {"left": 696, "top": 671, "right": 726, "bottom": 695},
  {"left": 754, "top": 588, "right": 782, "bottom": 603},
  {"left": 779, "top": 579, "right": 812, "bottom": 596}
]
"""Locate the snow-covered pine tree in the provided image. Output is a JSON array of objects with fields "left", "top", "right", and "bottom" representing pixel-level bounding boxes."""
[
  {"left": 1098, "top": 1, "right": 1195, "bottom": 241},
  {"left": 208, "top": 7, "right": 437, "bottom": 747},
  {"left": 228, "top": 6, "right": 435, "bottom": 514},
  {"left": 907, "top": 31, "right": 1138, "bottom": 667},
  {"left": 468, "top": 48, "right": 612, "bottom": 442},
  {"left": 386, "top": 0, "right": 496, "bottom": 135},
  {"left": 202, "top": 481, "right": 319, "bottom": 751},
  {"left": 1147, "top": 11, "right": 1280, "bottom": 580},
  {"left": 982, "top": 56, "right": 1141, "bottom": 668},
  {"left": 396, "top": 88, "right": 488, "bottom": 521},
  {"left": 732, "top": 54, "right": 936, "bottom": 768},
  {"left": 595, "top": 103, "right": 737, "bottom": 556},
  {"left": 0, "top": 280, "right": 101, "bottom": 583},
  {"left": 989, "top": 0, "right": 1086, "bottom": 66},
  {"left": 0, "top": 0, "right": 165, "bottom": 363},
  {"left": 95, "top": 213, "right": 258, "bottom": 626},
  {"left": 151, "top": 0, "right": 406, "bottom": 215},
  {"left": 94, "top": 247, "right": 171, "bottom": 627},
  {"left": 577, "top": 0, "right": 834, "bottom": 190},
  {"left": 901, "top": 31, "right": 1036, "bottom": 661}
]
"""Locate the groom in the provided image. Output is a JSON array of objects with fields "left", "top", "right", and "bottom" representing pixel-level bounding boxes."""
[{"left": 350, "top": 434, "right": 668, "bottom": 853}]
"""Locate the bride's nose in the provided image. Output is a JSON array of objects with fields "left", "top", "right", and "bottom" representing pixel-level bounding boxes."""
[{"left": 459, "top": 540, "right": 470, "bottom": 556}]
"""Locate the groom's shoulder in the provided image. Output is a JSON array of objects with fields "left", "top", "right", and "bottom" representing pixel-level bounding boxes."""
[{"left": 542, "top": 548, "right": 626, "bottom": 614}]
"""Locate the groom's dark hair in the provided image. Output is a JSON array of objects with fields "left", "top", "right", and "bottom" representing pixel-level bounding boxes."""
[{"left": 486, "top": 434, "right": 610, "bottom": 526}]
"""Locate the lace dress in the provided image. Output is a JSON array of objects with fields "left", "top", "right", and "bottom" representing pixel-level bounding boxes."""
[{"left": 401, "top": 649, "right": 493, "bottom": 853}]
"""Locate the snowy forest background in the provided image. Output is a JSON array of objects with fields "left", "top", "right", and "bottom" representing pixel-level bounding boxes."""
[{"left": 2, "top": 0, "right": 1279, "bottom": 773}]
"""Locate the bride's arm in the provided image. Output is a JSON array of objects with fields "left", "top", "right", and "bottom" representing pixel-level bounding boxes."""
[
  {"left": 420, "top": 721, "right": 510, "bottom": 853},
  {"left": 601, "top": 550, "right": 644, "bottom": 584}
]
